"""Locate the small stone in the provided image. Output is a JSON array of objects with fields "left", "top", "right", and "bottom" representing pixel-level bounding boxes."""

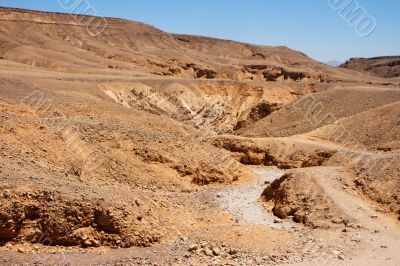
[
  {"left": 2, "top": 190, "right": 10, "bottom": 198},
  {"left": 332, "top": 250, "right": 341, "bottom": 256},
  {"left": 92, "top": 240, "right": 100, "bottom": 247},
  {"left": 204, "top": 248, "right": 213, "bottom": 257},
  {"left": 331, "top": 217, "right": 343, "bottom": 224},
  {"left": 188, "top": 244, "right": 198, "bottom": 252},
  {"left": 229, "top": 249, "right": 238, "bottom": 255},
  {"left": 83, "top": 240, "right": 92, "bottom": 246},
  {"left": 17, "top": 247, "right": 25, "bottom": 253},
  {"left": 274, "top": 218, "right": 283, "bottom": 224},
  {"left": 212, "top": 247, "right": 221, "bottom": 256}
]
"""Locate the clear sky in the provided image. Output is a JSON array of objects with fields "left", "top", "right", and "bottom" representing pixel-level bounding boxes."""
[{"left": 0, "top": 0, "right": 398, "bottom": 62}]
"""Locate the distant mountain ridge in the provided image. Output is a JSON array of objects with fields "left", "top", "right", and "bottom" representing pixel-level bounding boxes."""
[
  {"left": 0, "top": 6, "right": 376, "bottom": 83},
  {"left": 325, "top": 60, "right": 343, "bottom": 67},
  {"left": 340, "top": 56, "right": 400, "bottom": 78}
]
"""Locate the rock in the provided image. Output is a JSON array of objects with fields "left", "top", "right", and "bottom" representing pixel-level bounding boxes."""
[
  {"left": 188, "top": 244, "right": 198, "bottom": 252},
  {"left": 332, "top": 250, "right": 342, "bottom": 256},
  {"left": 203, "top": 248, "right": 213, "bottom": 257},
  {"left": 92, "top": 240, "right": 100, "bottom": 247},
  {"left": 331, "top": 217, "right": 343, "bottom": 224},
  {"left": 348, "top": 223, "right": 362, "bottom": 229},
  {"left": 2, "top": 190, "right": 10, "bottom": 198},
  {"left": 228, "top": 248, "right": 238, "bottom": 255},
  {"left": 212, "top": 247, "right": 221, "bottom": 256},
  {"left": 83, "top": 240, "right": 92, "bottom": 246},
  {"left": 17, "top": 247, "right": 25, "bottom": 253},
  {"left": 274, "top": 218, "right": 283, "bottom": 224}
]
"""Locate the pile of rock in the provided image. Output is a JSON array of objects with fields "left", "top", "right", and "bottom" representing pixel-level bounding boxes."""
[{"left": 186, "top": 241, "right": 239, "bottom": 258}]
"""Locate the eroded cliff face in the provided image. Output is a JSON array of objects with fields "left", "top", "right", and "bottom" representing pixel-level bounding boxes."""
[
  {"left": 138, "top": 62, "right": 323, "bottom": 83},
  {"left": 99, "top": 81, "right": 298, "bottom": 133}
]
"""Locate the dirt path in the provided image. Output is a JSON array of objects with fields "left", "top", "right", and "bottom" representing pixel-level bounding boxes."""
[
  {"left": 298, "top": 167, "right": 400, "bottom": 266},
  {"left": 209, "top": 166, "right": 293, "bottom": 229},
  {"left": 210, "top": 165, "right": 400, "bottom": 265}
]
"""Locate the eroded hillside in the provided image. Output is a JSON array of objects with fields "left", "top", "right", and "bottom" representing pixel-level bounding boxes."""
[{"left": 340, "top": 56, "right": 400, "bottom": 78}]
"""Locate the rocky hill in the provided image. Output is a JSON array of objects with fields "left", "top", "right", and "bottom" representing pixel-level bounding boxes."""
[
  {"left": 340, "top": 56, "right": 400, "bottom": 78},
  {"left": 0, "top": 7, "right": 380, "bottom": 83}
]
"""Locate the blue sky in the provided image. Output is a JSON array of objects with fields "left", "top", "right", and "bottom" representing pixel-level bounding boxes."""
[{"left": 0, "top": 0, "right": 398, "bottom": 62}]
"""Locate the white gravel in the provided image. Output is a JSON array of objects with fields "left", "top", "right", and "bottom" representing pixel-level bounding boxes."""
[{"left": 212, "top": 166, "right": 293, "bottom": 229}]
